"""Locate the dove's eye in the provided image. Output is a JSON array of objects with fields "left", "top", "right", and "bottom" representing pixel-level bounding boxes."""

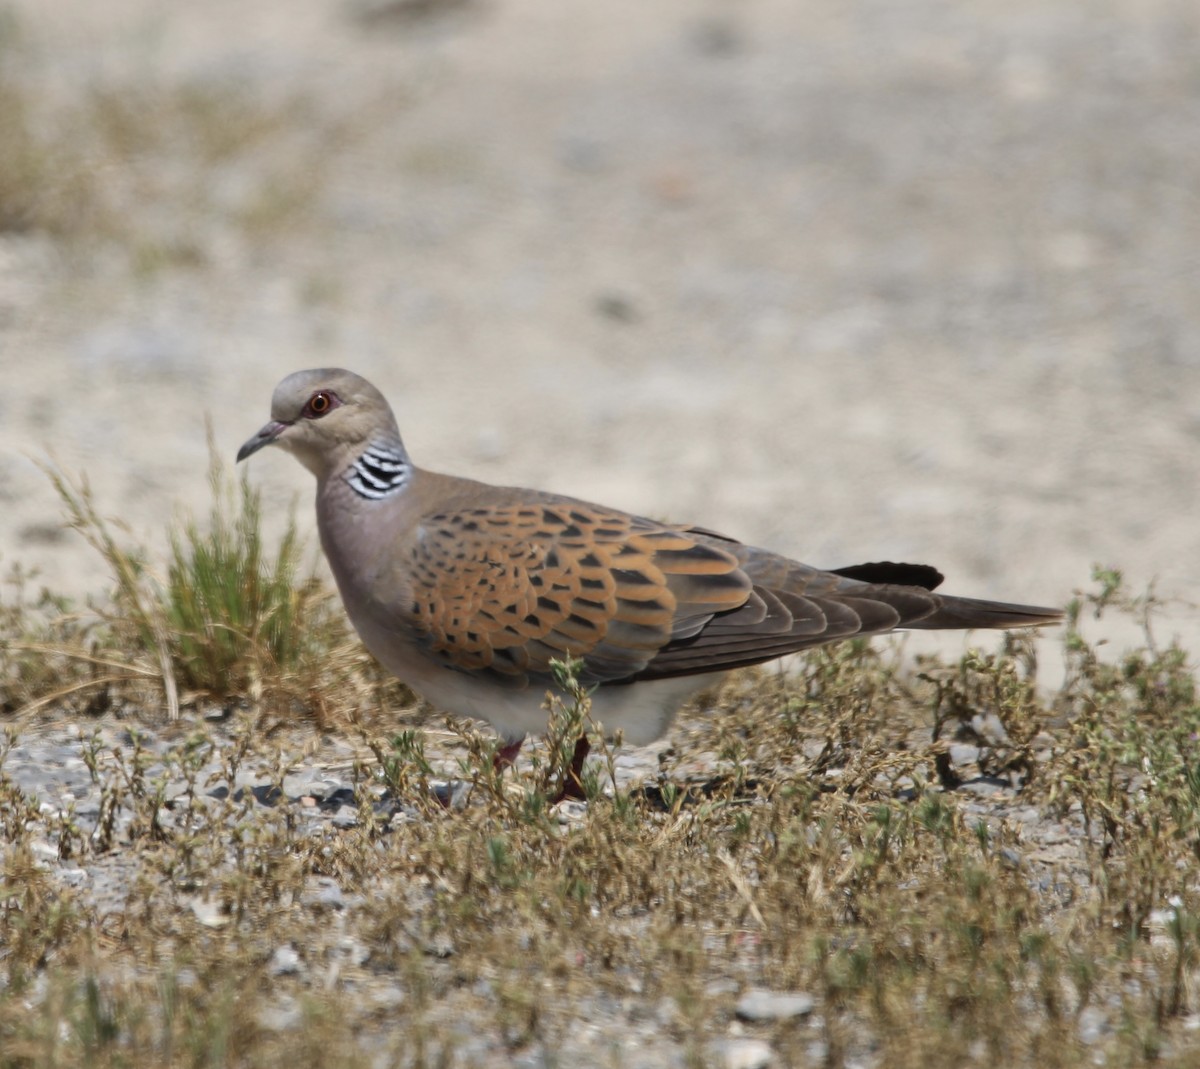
[{"left": 304, "top": 391, "right": 340, "bottom": 418}]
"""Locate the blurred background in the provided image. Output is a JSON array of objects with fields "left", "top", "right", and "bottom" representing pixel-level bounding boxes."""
[{"left": 1, "top": 0, "right": 1197, "bottom": 653}]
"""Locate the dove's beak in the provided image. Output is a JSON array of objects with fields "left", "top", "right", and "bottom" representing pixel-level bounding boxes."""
[{"left": 236, "top": 420, "right": 290, "bottom": 462}]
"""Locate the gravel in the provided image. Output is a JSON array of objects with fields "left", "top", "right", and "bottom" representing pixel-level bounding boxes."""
[{"left": 0, "top": 707, "right": 1108, "bottom": 1065}]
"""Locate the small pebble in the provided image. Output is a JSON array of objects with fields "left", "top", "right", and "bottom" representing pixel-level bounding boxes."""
[
  {"left": 334, "top": 936, "right": 370, "bottom": 967},
  {"left": 302, "top": 877, "right": 346, "bottom": 910},
  {"left": 735, "top": 989, "right": 815, "bottom": 1022},
  {"left": 58, "top": 868, "right": 90, "bottom": 887},
  {"left": 956, "top": 777, "right": 1009, "bottom": 797},
  {"left": 30, "top": 840, "right": 59, "bottom": 863},
  {"left": 424, "top": 933, "right": 454, "bottom": 959},
  {"left": 369, "top": 985, "right": 406, "bottom": 1010},
  {"left": 655, "top": 996, "right": 679, "bottom": 1027},
  {"left": 189, "top": 897, "right": 228, "bottom": 928},
  {"left": 257, "top": 996, "right": 303, "bottom": 1031},
  {"left": 716, "top": 1038, "right": 774, "bottom": 1069},
  {"left": 1078, "top": 1005, "right": 1108, "bottom": 1045},
  {"left": 949, "top": 744, "right": 982, "bottom": 766},
  {"left": 268, "top": 944, "right": 303, "bottom": 977},
  {"left": 555, "top": 800, "right": 588, "bottom": 823}
]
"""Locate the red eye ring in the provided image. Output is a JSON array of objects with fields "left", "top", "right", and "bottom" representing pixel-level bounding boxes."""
[{"left": 304, "top": 391, "right": 339, "bottom": 418}]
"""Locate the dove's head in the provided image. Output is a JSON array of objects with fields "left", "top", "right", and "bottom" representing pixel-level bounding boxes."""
[{"left": 237, "top": 368, "right": 404, "bottom": 479}]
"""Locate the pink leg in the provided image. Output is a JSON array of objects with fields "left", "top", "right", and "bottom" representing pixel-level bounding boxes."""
[
  {"left": 553, "top": 736, "right": 591, "bottom": 802},
  {"left": 494, "top": 736, "right": 526, "bottom": 770}
]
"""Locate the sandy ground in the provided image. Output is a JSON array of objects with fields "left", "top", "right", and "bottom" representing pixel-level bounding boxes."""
[{"left": 1, "top": 0, "right": 1198, "bottom": 659}]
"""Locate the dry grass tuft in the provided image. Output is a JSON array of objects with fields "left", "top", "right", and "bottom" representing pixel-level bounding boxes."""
[{"left": 5, "top": 441, "right": 410, "bottom": 732}]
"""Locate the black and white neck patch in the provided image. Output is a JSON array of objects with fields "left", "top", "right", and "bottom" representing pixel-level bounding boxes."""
[{"left": 345, "top": 443, "right": 410, "bottom": 500}]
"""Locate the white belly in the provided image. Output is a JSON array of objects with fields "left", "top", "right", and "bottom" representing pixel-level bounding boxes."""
[
  {"left": 364, "top": 621, "right": 722, "bottom": 745},
  {"left": 410, "top": 662, "right": 723, "bottom": 745}
]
